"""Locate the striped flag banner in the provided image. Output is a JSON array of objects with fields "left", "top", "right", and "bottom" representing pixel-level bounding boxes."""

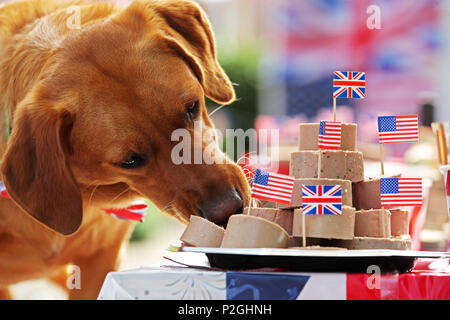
[
  {"left": 378, "top": 115, "right": 419, "bottom": 144},
  {"left": 251, "top": 169, "right": 295, "bottom": 204},
  {"left": 333, "top": 71, "right": 366, "bottom": 99},
  {"left": 380, "top": 178, "right": 422, "bottom": 207},
  {"left": 318, "top": 121, "right": 342, "bottom": 150}
]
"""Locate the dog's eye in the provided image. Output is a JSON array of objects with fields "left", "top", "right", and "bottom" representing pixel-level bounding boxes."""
[
  {"left": 116, "top": 153, "right": 147, "bottom": 169},
  {"left": 185, "top": 100, "right": 199, "bottom": 121}
]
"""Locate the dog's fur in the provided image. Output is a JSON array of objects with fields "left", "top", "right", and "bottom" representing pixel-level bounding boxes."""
[{"left": 0, "top": 0, "right": 250, "bottom": 299}]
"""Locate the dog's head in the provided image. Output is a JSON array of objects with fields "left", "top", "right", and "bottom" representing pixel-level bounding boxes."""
[{"left": 0, "top": 0, "right": 250, "bottom": 235}]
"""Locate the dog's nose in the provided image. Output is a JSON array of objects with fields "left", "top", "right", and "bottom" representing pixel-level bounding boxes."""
[{"left": 198, "top": 188, "right": 243, "bottom": 225}]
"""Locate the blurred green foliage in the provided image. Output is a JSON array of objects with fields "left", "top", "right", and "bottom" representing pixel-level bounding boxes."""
[
  {"left": 208, "top": 45, "right": 260, "bottom": 131},
  {"left": 130, "top": 200, "right": 167, "bottom": 242}
]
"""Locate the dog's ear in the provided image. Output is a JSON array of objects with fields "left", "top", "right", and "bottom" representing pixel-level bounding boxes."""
[
  {"left": 124, "top": 0, "right": 235, "bottom": 104},
  {"left": 1, "top": 99, "right": 82, "bottom": 235}
]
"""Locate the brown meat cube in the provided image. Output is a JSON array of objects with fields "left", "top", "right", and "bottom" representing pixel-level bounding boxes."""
[
  {"left": 390, "top": 209, "right": 409, "bottom": 236},
  {"left": 221, "top": 215, "right": 289, "bottom": 248},
  {"left": 299, "top": 123, "right": 357, "bottom": 151},
  {"left": 180, "top": 216, "right": 225, "bottom": 247},
  {"left": 290, "top": 151, "right": 364, "bottom": 182},
  {"left": 331, "top": 235, "right": 412, "bottom": 250},
  {"left": 247, "top": 207, "right": 293, "bottom": 234},
  {"left": 292, "top": 206, "right": 355, "bottom": 240},
  {"left": 355, "top": 209, "right": 391, "bottom": 238},
  {"left": 320, "top": 151, "right": 346, "bottom": 179},
  {"left": 290, "top": 151, "right": 319, "bottom": 178}
]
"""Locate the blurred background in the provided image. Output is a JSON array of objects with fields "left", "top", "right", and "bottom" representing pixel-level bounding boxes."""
[{"left": 5, "top": 0, "right": 450, "bottom": 298}]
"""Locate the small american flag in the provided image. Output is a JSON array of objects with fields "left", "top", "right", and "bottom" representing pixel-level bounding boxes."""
[
  {"left": 251, "top": 169, "right": 295, "bottom": 204},
  {"left": 333, "top": 71, "right": 366, "bottom": 99},
  {"left": 380, "top": 178, "right": 422, "bottom": 206},
  {"left": 302, "top": 185, "right": 342, "bottom": 215},
  {"left": 378, "top": 115, "right": 419, "bottom": 144},
  {"left": 318, "top": 121, "right": 342, "bottom": 150}
]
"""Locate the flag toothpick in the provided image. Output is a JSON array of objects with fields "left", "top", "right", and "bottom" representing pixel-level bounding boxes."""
[
  {"left": 333, "top": 98, "right": 337, "bottom": 122},
  {"left": 247, "top": 198, "right": 253, "bottom": 215},
  {"left": 377, "top": 114, "right": 419, "bottom": 176},
  {"left": 380, "top": 144, "right": 385, "bottom": 176},
  {"left": 332, "top": 70, "right": 366, "bottom": 123}
]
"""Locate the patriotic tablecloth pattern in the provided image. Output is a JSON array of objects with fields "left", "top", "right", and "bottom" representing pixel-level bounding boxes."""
[{"left": 98, "top": 258, "right": 450, "bottom": 300}]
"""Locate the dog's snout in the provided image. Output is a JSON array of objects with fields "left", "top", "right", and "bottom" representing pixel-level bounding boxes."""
[{"left": 198, "top": 188, "right": 243, "bottom": 225}]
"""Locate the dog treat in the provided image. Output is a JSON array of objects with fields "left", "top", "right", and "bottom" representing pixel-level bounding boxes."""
[
  {"left": 221, "top": 215, "right": 289, "bottom": 248},
  {"left": 355, "top": 209, "right": 391, "bottom": 238},
  {"left": 352, "top": 174, "right": 401, "bottom": 210},
  {"left": 180, "top": 215, "right": 224, "bottom": 247},
  {"left": 390, "top": 209, "right": 409, "bottom": 236},
  {"left": 247, "top": 207, "right": 293, "bottom": 234},
  {"left": 292, "top": 206, "right": 355, "bottom": 240},
  {"left": 277, "top": 178, "right": 352, "bottom": 209},
  {"left": 330, "top": 235, "right": 412, "bottom": 250},
  {"left": 299, "top": 123, "right": 357, "bottom": 151},
  {"left": 290, "top": 150, "right": 364, "bottom": 182}
]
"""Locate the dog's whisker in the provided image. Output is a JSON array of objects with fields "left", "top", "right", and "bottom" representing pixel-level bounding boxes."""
[
  {"left": 236, "top": 151, "right": 257, "bottom": 164},
  {"left": 160, "top": 200, "right": 176, "bottom": 213},
  {"left": 88, "top": 185, "right": 100, "bottom": 207},
  {"left": 208, "top": 104, "right": 226, "bottom": 117},
  {"left": 161, "top": 201, "right": 189, "bottom": 224},
  {"left": 107, "top": 186, "right": 131, "bottom": 206}
]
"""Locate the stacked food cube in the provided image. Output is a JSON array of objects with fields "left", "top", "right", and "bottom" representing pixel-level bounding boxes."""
[{"left": 245, "top": 122, "right": 412, "bottom": 250}]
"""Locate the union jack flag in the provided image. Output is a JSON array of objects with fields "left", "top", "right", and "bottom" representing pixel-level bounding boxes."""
[
  {"left": 251, "top": 169, "right": 295, "bottom": 204},
  {"left": 302, "top": 185, "right": 342, "bottom": 215},
  {"left": 318, "top": 121, "right": 342, "bottom": 150},
  {"left": 380, "top": 178, "right": 422, "bottom": 207},
  {"left": 378, "top": 115, "right": 419, "bottom": 144},
  {"left": 333, "top": 71, "right": 366, "bottom": 99}
]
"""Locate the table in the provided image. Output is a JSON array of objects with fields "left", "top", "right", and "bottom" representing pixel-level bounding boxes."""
[{"left": 98, "top": 257, "right": 450, "bottom": 300}]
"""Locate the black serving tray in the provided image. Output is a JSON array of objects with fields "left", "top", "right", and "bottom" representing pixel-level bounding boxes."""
[{"left": 175, "top": 246, "right": 450, "bottom": 273}]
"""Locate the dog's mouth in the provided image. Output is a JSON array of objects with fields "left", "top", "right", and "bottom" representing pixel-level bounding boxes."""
[
  {"left": 199, "top": 187, "right": 244, "bottom": 226},
  {"left": 166, "top": 187, "right": 245, "bottom": 227}
]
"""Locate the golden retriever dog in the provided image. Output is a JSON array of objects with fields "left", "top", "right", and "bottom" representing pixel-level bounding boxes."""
[{"left": 0, "top": 0, "right": 250, "bottom": 299}]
